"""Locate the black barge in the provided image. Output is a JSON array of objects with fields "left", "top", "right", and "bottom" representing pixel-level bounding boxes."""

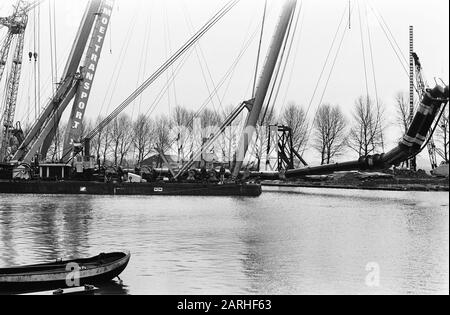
[{"left": 0, "top": 180, "right": 262, "bottom": 197}]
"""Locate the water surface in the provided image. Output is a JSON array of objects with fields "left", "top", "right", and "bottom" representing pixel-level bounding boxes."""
[{"left": 0, "top": 187, "right": 448, "bottom": 295}]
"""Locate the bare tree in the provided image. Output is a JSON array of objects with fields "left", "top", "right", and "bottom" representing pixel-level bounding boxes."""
[
  {"left": 395, "top": 92, "right": 411, "bottom": 136},
  {"left": 91, "top": 116, "right": 106, "bottom": 165},
  {"left": 219, "top": 104, "right": 243, "bottom": 168},
  {"left": 395, "top": 92, "right": 419, "bottom": 168},
  {"left": 348, "top": 96, "right": 386, "bottom": 157},
  {"left": 100, "top": 122, "right": 113, "bottom": 166},
  {"left": 252, "top": 109, "right": 277, "bottom": 171},
  {"left": 435, "top": 106, "right": 449, "bottom": 163},
  {"left": 197, "top": 109, "right": 221, "bottom": 164},
  {"left": 47, "top": 124, "right": 67, "bottom": 162},
  {"left": 154, "top": 115, "right": 173, "bottom": 161},
  {"left": 313, "top": 104, "right": 347, "bottom": 165},
  {"left": 133, "top": 114, "right": 154, "bottom": 166},
  {"left": 110, "top": 114, "right": 133, "bottom": 166},
  {"left": 172, "top": 106, "right": 194, "bottom": 163},
  {"left": 280, "top": 102, "right": 310, "bottom": 153}
]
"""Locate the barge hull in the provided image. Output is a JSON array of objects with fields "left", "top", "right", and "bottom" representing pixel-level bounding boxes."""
[{"left": 0, "top": 181, "right": 262, "bottom": 197}]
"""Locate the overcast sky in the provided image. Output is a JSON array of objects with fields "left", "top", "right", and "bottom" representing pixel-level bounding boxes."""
[{"left": 1, "top": 0, "right": 449, "bottom": 167}]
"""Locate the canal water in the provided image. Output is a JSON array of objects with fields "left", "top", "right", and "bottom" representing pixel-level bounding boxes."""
[{"left": 0, "top": 188, "right": 448, "bottom": 295}]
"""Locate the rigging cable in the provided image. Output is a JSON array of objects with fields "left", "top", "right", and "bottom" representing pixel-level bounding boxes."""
[
  {"left": 369, "top": 0, "right": 408, "bottom": 66},
  {"left": 52, "top": 0, "right": 57, "bottom": 81},
  {"left": 142, "top": 50, "right": 194, "bottom": 121},
  {"left": 279, "top": 0, "right": 305, "bottom": 114},
  {"left": 367, "top": 2, "right": 410, "bottom": 80},
  {"left": 182, "top": 0, "right": 225, "bottom": 118},
  {"left": 365, "top": 1, "right": 384, "bottom": 151},
  {"left": 165, "top": 25, "right": 261, "bottom": 152},
  {"left": 357, "top": 0, "right": 369, "bottom": 98},
  {"left": 33, "top": 3, "right": 38, "bottom": 121},
  {"left": 36, "top": 0, "right": 41, "bottom": 118},
  {"left": 262, "top": 1, "right": 298, "bottom": 123},
  {"left": 138, "top": 0, "right": 154, "bottom": 114},
  {"left": 302, "top": 3, "right": 353, "bottom": 156},
  {"left": 86, "top": 0, "right": 241, "bottom": 142},
  {"left": 247, "top": 2, "right": 301, "bottom": 170},
  {"left": 130, "top": 1, "right": 145, "bottom": 123},
  {"left": 97, "top": 6, "right": 139, "bottom": 119},
  {"left": 217, "top": 3, "right": 264, "bottom": 109},
  {"left": 303, "top": 4, "right": 349, "bottom": 123},
  {"left": 180, "top": 26, "right": 260, "bottom": 139},
  {"left": 163, "top": 4, "right": 173, "bottom": 117},
  {"left": 265, "top": 0, "right": 303, "bottom": 121},
  {"left": 252, "top": 0, "right": 267, "bottom": 99},
  {"left": 48, "top": 0, "right": 55, "bottom": 95}
]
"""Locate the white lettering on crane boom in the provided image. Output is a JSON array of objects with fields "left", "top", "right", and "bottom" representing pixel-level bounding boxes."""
[{"left": 65, "top": 0, "right": 115, "bottom": 148}]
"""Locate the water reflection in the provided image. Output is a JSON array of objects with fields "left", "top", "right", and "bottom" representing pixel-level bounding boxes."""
[
  {"left": 0, "top": 196, "right": 94, "bottom": 266},
  {"left": 0, "top": 205, "right": 18, "bottom": 266},
  {"left": 0, "top": 190, "right": 448, "bottom": 295}
]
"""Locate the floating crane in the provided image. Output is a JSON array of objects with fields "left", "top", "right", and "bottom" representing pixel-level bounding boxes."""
[
  {"left": 0, "top": 1, "right": 41, "bottom": 162},
  {"left": 12, "top": 0, "right": 114, "bottom": 165}
]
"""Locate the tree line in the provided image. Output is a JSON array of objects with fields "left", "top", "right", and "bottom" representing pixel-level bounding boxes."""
[{"left": 45, "top": 92, "right": 448, "bottom": 169}]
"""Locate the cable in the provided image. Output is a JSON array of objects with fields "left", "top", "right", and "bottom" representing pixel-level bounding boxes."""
[
  {"left": 165, "top": 25, "right": 260, "bottom": 154},
  {"left": 48, "top": 0, "right": 55, "bottom": 95},
  {"left": 369, "top": 0, "right": 408, "bottom": 66},
  {"left": 279, "top": 0, "right": 305, "bottom": 114},
  {"left": 87, "top": 0, "right": 241, "bottom": 141},
  {"left": 261, "top": 3, "right": 297, "bottom": 123},
  {"left": 98, "top": 7, "right": 139, "bottom": 118},
  {"left": 365, "top": 2, "right": 379, "bottom": 104},
  {"left": 365, "top": 1, "right": 383, "bottom": 151},
  {"left": 357, "top": 0, "right": 369, "bottom": 98},
  {"left": 265, "top": 1, "right": 303, "bottom": 122},
  {"left": 302, "top": 4, "right": 353, "bottom": 156},
  {"left": 182, "top": 0, "right": 226, "bottom": 117},
  {"left": 252, "top": 0, "right": 267, "bottom": 98},
  {"left": 138, "top": 0, "right": 153, "bottom": 114},
  {"left": 52, "top": 0, "right": 57, "bottom": 81},
  {"left": 303, "top": 4, "right": 349, "bottom": 122},
  {"left": 367, "top": 2, "right": 410, "bottom": 79}
]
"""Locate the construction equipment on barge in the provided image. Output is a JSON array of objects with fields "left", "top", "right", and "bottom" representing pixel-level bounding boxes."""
[
  {"left": 0, "top": 0, "right": 301, "bottom": 197},
  {"left": 0, "top": 0, "right": 448, "bottom": 196},
  {"left": 256, "top": 84, "right": 449, "bottom": 180}
]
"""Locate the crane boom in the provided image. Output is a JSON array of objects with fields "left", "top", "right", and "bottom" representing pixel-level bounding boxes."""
[
  {"left": 0, "top": 32, "right": 14, "bottom": 83},
  {"left": 61, "top": 0, "right": 114, "bottom": 162},
  {"left": 83, "top": 0, "right": 240, "bottom": 147},
  {"left": 13, "top": 0, "right": 109, "bottom": 164},
  {"left": 232, "top": 0, "right": 297, "bottom": 178}
]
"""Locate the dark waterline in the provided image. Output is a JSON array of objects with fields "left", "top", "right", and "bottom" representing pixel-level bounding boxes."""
[{"left": 0, "top": 188, "right": 448, "bottom": 295}]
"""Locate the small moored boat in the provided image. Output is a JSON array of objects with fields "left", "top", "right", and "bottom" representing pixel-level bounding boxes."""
[{"left": 0, "top": 252, "right": 130, "bottom": 292}]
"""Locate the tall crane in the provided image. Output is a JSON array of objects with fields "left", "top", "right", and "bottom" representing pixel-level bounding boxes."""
[
  {"left": 232, "top": 0, "right": 297, "bottom": 178},
  {"left": 412, "top": 52, "right": 442, "bottom": 170},
  {"left": 13, "top": 0, "right": 114, "bottom": 164},
  {"left": 0, "top": 1, "right": 33, "bottom": 162}
]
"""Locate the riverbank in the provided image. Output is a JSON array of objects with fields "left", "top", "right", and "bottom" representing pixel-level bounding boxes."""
[{"left": 262, "top": 172, "right": 449, "bottom": 192}]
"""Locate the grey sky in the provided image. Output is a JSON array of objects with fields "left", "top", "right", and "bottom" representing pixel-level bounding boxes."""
[{"left": 1, "top": 0, "right": 449, "bottom": 167}]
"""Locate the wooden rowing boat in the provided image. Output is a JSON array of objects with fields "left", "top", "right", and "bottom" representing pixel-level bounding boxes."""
[{"left": 0, "top": 252, "right": 130, "bottom": 292}]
